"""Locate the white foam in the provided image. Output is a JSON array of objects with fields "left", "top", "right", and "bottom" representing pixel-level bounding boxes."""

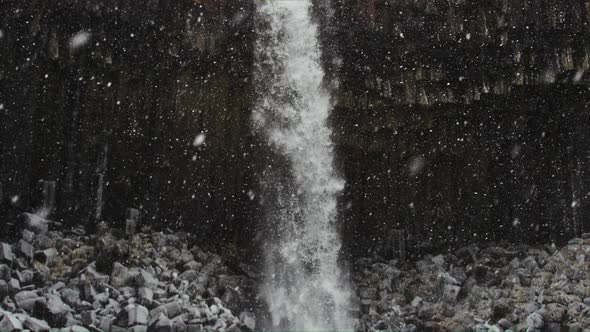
[{"left": 253, "top": 0, "right": 352, "bottom": 330}]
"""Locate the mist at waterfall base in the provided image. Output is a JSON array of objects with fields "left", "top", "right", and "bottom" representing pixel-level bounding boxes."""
[{"left": 253, "top": 0, "right": 353, "bottom": 330}]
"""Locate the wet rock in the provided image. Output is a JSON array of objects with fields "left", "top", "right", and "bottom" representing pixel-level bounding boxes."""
[
  {"left": 15, "top": 290, "right": 44, "bottom": 311},
  {"left": 179, "top": 270, "right": 197, "bottom": 281},
  {"left": 183, "top": 261, "right": 201, "bottom": 272},
  {"left": 526, "top": 312, "right": 544, "bottom": 330},
  {"left": 186, "top": 323, "right": 204, "bottom": 332},
  {"left": 543, "top": 303, "right": 566, "bottom": 322},
  {"left": 110, "top": 263, "right": 130, "bottom": 288},
  {"left": 136, "top": 270, "right": 157, "bottom": 289},
  {"left": 120, "top": 286, "right": 136, "bottom": 299},
  {"left": 0, "top": 264, "right": 11, "bottom": 282},
  {"left": 129, "top": 325, "right": 148, "bottom": 332},
  {"left": 85, "top": 264, "right": 110, "bottom": 284},
  {"left": 60, "top": 288, "right": 81, "bottom": 307},
  {"left": 33, "top": 235, "right": 55, "bottom": 251},
  {"left": 0, "top": 243, "right": 14, "bottom": 262},
  {"left": 163, "top": 302, "right": 182, "bottom": 318},
  {"left": 442, "top": 285, "right": 461, "bottom": 303},
  {"left": 18, "top": 240, "right": 34, "bottom": 259},
  {"left": 23, "top": 316, "right": 51, "bottom": 332},
  {"left": 2, "top": 297, "right": 16, "bottom": 311},
  {"left": 498, "top": 318, "right": 514, "bottom": 330},
  {"left": 81, "top": 310, "right": 96, "bottom": 325},
  {"left": 34, "top": 248, "right": 58, "bottom": 266},
  {"left": 138, "top": 287, "right": 154, "bottom": 304},
  {"left": 172, "top": 316, "right": 187, "bottom": 332},
  {"left": 127, "top": 304, "right": 149, "bottom": 326},
  {"left": 149, "top": 313, "right": 173, "bottom": 332},
  {"left": 15, "top": 269, "right": 33, "bottom": 285},
  {"left": 0, "top": 312, "right": 23, "bottom": 331},
  {"left": 7, "top": 278, "right": 20, "bottom": 294},
  {"left": 36, "top": 293, "right": 71, "bottom": 327},
  {"left": 99, "top": 315, "right": 115, "bottom": 332},
  {"left": 67, "top": 325, "right": 89, "bottom": 332}
]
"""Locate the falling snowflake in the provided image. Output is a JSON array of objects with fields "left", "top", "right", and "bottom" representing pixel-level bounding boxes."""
[
  {"left": 69, "top": 31, "right": 91, "bottom": 50},
  {"left": 193, "top": 133, "right": 206, "bottom": 147}
]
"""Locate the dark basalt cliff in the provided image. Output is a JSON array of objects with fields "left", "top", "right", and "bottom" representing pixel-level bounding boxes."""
[
  {"left": 1, "top": 0, "right": 589, "bottom": 257},
  {"left": 332, "top": 0, "right": 590, "bottom": 254},
  {"left": 0, "top": 0, "right": 257, "bottom": 252}
]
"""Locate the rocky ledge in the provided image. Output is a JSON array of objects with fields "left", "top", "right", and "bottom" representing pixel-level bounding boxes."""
[
  {"left": 0, "top": 214, "right": 257, "bottom": 332},
  {"left": 1, "top": 212, "right": 590, "bottom": 332},
  {"left": 353, "top": 235, "right": 590, "bottom": 332}
]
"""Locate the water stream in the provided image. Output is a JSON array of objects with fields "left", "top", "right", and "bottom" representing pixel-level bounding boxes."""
[{"left": 253, "top": 0, "right": 352, "bottom": 330}]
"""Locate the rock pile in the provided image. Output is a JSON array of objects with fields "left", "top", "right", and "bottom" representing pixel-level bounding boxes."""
[
  {"left": 0, "top": 213, "right": 258, "bottom": 332},
  {"left": 353, "top": 235, "right": 590, "bottom": 332}
]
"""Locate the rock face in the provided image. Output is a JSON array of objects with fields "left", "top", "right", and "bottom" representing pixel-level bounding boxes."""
[
  {"left": 353, "top": 237, "right": 590, "bottom": 331},
  {"left": 0, "top": 220, "right": 257, "bottom": 332},
  {"left": 0, "top": 0, "right": 257, "bottom": 251},
  {"left": 0, "top": 0, "right": 588, "bottom": 258},
  {"left": 333, "top": 0, "right": 590, "bottom": 254}
]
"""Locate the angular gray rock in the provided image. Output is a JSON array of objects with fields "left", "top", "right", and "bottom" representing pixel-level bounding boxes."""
[
  {"left": 0, "top": 264, "right": 11, "bottom": 282},
  {"left": 81, "top": 310, "right": 96, "bottom": 325},
  {"left": 18, "top": 239, "right": 34, "bottom": 259},
  {"left": 138, "top": 287, "right": 154, "bottom": 303},
  {"left": 127, "top": 304, "right": 149, "bottom": 326},
  {"left": 526, "top": 312, "right": 544, "bottom": 330},
  {"left": 34, "top": 248, "right": 58, "bottom": 266},
  {"left": 163, "top": 302, "right": 182, "bottom": 318},
  {"left": 15, "top": 290, "right": 44, "bottom": 311},
  {"left": 24, "top": 316, "right": 51, "bottom": 332},
  {"left": 136, "top": 269, "right": 157, "bottom": 289},
  {"left": 442, "top": 285, "right": 461, "bottom": 303},
  {"left": 149, "top": 313, "right": 173, "bottom": 332},
  {"left": 0, "top": 312, "right": 23, "bottom": 331},
  {"left": 0, "top": 243, "right": 14, "bottom": 262},
  {"left": 110, "top": 262, "right": 130, "bottom": 288}
]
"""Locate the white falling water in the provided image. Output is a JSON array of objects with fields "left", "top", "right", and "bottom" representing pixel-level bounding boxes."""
[{"left": 253, "top": 0, "right": 352, "bottom": 330}]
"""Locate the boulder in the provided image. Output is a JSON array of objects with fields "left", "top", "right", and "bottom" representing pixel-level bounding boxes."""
[
  {"left": 110, "top": 262, "right": 130, "bottom": 288},
  {"left": 0, "top": 243, "right": 14, "bottom": 262},
  {"left": 442, "top": 285, "right": 461, "bottom": 303},
  {"left": 163, "top": 302, "right": 182, "bottom": 318},
  {"left": 0, "top": 264, "right": 11, "bottom": 282},
  {"left": 34, "top": 248, "right": 58, "bottom": 266},
  {"left": 183, "top": 261, "right": 201, "bottom": 272},
  {"left": 179, "top": 270, "right": 197, "bottom": 281},
  {"left": 99, "top": 315, "right": 115, "bottom": 332},
  {"left": 15, "top": 269, "right": 34, "bottom": 285},
  {"left": 33, "top": 235, "right": 55, "bottom": 251},
  {"left": 81, "top": 310, "right": 96, "bottom": 325},
  {"left": 136, "top": 270, "right": 157, "bottom": 289},
  {"left": 0, "top": 312, "right": 23, "bottom": 331},
  {"left": 23, "top": 316, "right": 50, "bottom": 332},
  {"left": 85, "top": 264, "right": 110, "bottom": 284},
  {"left": 60, "top": 288, "right": 81, "bottom": 307},
  {"left": 526, "top": 312, "right": 544, "bottom": 330},
  {"left": 18, "top": 239, "right": 34, "bottom": 259},
  {"left": 127, "top": 304, "right": 149, "bottom": 326},
  {"left": 15, "top": 290, "right": 44, "bottom": 311},
  {"left": 7, "top": 278, "right": 20, "bottom": 294},
  {"left": 149, "top": 313, "right": 173, "bottom": 332},
  {"left": 35, "top": 293, "right": 70, "bottom": 327},
  {"left": 138, "top": 287, "right": 154, "bottom": 303}
]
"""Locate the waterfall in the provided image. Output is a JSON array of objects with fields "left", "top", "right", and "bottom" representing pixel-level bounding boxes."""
[{"left": 253, "top": 0, "right": 352, "bottom": 330}]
